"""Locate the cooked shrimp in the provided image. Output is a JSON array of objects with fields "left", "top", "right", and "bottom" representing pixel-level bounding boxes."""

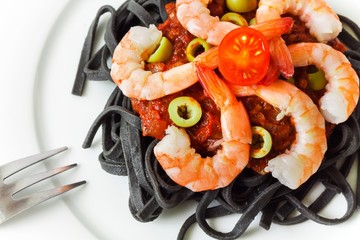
[
  {"left": 176, "top": 0, "right": 236, "bottom": 46},
  {"left": 176, "top": 0, "right": 294, "bottom": 78},
  {"left": 154, "top": 65, "right": 252, "bottom": 192},
  {"left": 231, "top": 80, "right": 327, "bottom": 189},
  {"left": 288, "top": 42, "right": 359, "bottom": 124},
  {"left": 256, "top": 0, "right": 342, "bottom": 78},
  {"left": 256, "top": 0, "right": 342, "bottom": 43},
  {"left": 110, "top": 24, "right": 198, "bottom": 100}
]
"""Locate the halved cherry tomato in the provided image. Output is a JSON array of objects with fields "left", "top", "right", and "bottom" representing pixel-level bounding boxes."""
[{"left": 218, "top": 27, "right": 270, "bottom": 85}]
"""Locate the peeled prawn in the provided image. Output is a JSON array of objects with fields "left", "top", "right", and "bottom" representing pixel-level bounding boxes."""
[
  {"left": 110, "top": 24, "right": 198, "bottom": 100},
  {"left": 256, "top": 0, "right": 342, "bottom": 78},
  {"left": 288, "top": 42, "right": 359, "bottom": 124},
  {"left": 232, "top": 80, "right": 327, "bottom": 189},
  {"left": 154, "top": 65, "right": 252, "bottom": 192},
  {"left": 257, "top": 0, "right": 342, "bottom": 43}
]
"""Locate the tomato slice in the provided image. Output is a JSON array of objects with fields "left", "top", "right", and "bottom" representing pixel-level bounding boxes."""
[{"left": 218, "top": 27, "right": 270, "bottom": 85}]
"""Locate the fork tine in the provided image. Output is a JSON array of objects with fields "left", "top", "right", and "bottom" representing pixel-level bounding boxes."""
[
  {"left": 2, "top": 180, "right": 86, "bottom": 224},
  {"left": 0, "top": 147, "right": 68, "bottom": 180},
  {"left": 26, "top": 180, "right": 86, "bottom": 204},
  {"left": 11, "top": 164, "right": 78, "bottom": 195}
]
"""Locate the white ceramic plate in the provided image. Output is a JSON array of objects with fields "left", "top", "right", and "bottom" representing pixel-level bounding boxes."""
[{"left": 0, "top": 0, "right": 359, "bottom": 239}]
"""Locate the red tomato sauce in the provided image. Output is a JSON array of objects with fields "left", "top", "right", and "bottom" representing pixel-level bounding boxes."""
[
  {"left": 131, "top": 83, "right": 222, "bottom": 156},
  {"left": 241, "top": 96, "right": 296, "bottom": 173}
]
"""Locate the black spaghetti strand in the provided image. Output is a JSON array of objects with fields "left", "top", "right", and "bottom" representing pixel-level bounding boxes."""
[
  {"left": 120, "top": 116, "right": 161, "bottom": 222},
  {"left": 338, "top": 29, "right": 360, "bottom": 52},
  {"left": 196, "top": 182, "right": 283, "bottom": 240},
  {"left": 274, "top": 176, "right": 318, "bottom": 221},
  {"left": 283, "top": 162, "right": 356, "bottom": 225},
  {"left": 82, "top": 105, "right": 141, "bottom": 149},
  {"left": 339, "top": 14, "right": 360, "bottom": 40},
  {"left": 273, "top": 185, "right": 339, "bottom": 225},
  {"left": 259, "top": 201, "right": 278, "bottom": 230},
  {"left": 127, "top": 1, "right": 158, "bottom": 26},
  {"left": 356, "top": 150, "right": 360, "bottom": 208},
  {"left": 283, "top": 167, "right": 356, "bottom": 225},
  {"left": 158, "top": 0, "right": 171, "bottom": 21},
  {"left": 83, "top": 45, "right": 112, "bottom": 81},
  {"left": 73, "top": 0, "right": 166, "bottom": 95},
  {"left": 74, "top": 1, "right": 360, "bottom": 239},
  {"left": 177, "top": 214, "right": 197, "bottom": 240},
  {"left": 345, "top": 50, "right": 360, "bottom": 73},
  {"left": 274, "top": 157, "right": 356, "bottom": 226},
  {"left": 144, "top": 140, "right": 195, "bottom": 209}
]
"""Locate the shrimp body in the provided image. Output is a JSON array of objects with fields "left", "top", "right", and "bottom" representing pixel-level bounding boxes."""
[
  {"left": 110, "top": 24, "right": 198, "bottom": 100},
  {"left": 256, "top": 0, "right": 342, "bottom": 42},
  {"left": 154, "top": 65, "right": 252, "bottom": 192},
  {"left": 232, "top": 80, "right": 327, "bottom": 189},
  {"left": 256, "top": 0, "right": 341, "bottom": 78},
  {"left": 176, "top": 0, "right": 236, "bottom": 46},
  {"left": 288, "top": 42, "right": 359, "bottom": 124}
]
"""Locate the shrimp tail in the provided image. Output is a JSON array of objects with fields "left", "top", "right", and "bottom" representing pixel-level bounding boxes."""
[
  {"left": 195, "top": 63, "right": 238, "bottom": 106},
  {"left": 195, "top": 63, "right": 252, "bottom": 144},
  {"left": 270, "top": 37, "right": 294, "bottom": 79},
  {"left": 258, "top": 59, "right": 281, "bottom": 86},
  {"left": 251, "top": 17, "right": 294, "bottom": 40},
  {"left": 155, "top": 58, "right": 252, "bottom": 192},
  {"left": 251, "top": 17, "right": 294, "bottom": 78},
  {"left": 194, "top": 47, "right": 219, "bottom": 70}
]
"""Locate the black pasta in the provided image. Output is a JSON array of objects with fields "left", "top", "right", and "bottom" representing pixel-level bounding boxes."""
[{"left": 73, "top": 0, "right": 360, "bottom": 239}]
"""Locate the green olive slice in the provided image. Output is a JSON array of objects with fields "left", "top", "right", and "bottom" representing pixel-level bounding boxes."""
[
  {"left": 226, "top": 0, "right": 258, "bottom": 13},
  {"left": 308, "top": 69, "right": 327, "bottom": 90},
  {"left": 168, "top": 96, "right": 202, "bottom": 128},
  {"left": 287, "top": 77, "right": 295, "bottom": 85},
  {"left": 248, "top": 17, "right": 256, "bottom": 26},
  {"left": 221, "top": 12, "right": 248, "bottom": 27},
  {"left": 147, "top": 36, "right": 173, "bottom": 63},
  {"left": 186, "top": 37, "right": 212, "bottom": 62},
  {"left": 251, "top": 126, "right": 272, "bottom": 158}
]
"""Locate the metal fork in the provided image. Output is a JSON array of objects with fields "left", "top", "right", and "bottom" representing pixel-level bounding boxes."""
[{"left": 0, "top": 146, "right": 86, "bottom": 224}]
